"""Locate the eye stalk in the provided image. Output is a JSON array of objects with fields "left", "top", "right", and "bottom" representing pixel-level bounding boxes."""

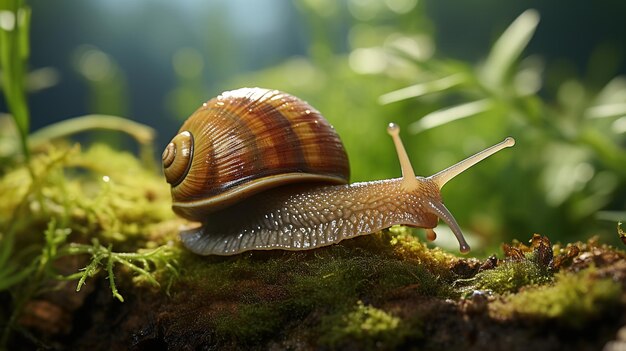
[
  {"left": 430, "top": 137, "right": 516, "bottom": 189},
  {"left": 386, "top": 123, "right": 515, "bottom": 253},
  {"left": 387, "top": 123, "right": 419, "bottom": 191}
]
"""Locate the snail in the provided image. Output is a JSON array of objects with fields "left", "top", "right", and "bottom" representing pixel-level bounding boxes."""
[{"left": 162, "top": 87, "right": 515, "bottom": 256}]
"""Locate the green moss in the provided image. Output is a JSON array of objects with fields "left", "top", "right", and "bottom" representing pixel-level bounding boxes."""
[
  {"left": 491, "top": 267, "right": 622, "bottom": 328},
  {"left": 321, "top": 300, "right": 411, "bottom": 349},
  {"left": 285, "top": 242, "right": 456, "bottom": 309},
  {"left": 471, "top": 259, "right": 552, "bottom": 294},
  {"left": 0, "top": 144, "right": 175, "bottom": 248},
  {"left": 60, "top": 144, "right": 175, "bottom": 246},
  {"left": 170, "top": 234, "right": 455, "bottom": 347},
  {"left": 453, "top": 236, "right": 555, "bottom": 295},
  {"left": 0, "top": 143, "right": 178, "bottom": 334},
  {"left": 387, "top": 226, "right": 461, "bottom": 280},
  {"left": 213, "top": 303, "right": 286, "bottom": 344}
]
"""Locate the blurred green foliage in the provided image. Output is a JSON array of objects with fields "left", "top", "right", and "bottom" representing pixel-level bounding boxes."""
[{"left": 0, "top": 0, "right": 31, "bottom": 162}]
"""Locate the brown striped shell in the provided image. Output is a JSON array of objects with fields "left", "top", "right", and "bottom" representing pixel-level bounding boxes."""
[{"left": 162, "top": 87, "right": 350, "bottom": 221}]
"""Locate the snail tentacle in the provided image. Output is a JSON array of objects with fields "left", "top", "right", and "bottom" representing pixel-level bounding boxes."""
[{"left": 430, "top": 137, "right": 515, "bottom": 189}]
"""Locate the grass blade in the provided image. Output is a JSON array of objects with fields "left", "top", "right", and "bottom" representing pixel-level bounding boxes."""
[
  {"left": 379, "top": 74, "right": 466, "bottom": 104},
  {"left": 0, "top": 1, "right": 31, "bottom": 162},
  {"left": 409, "top": 99, "right": 492, "bottom": 133},
  {"left": 481, "top": 9, "right": 540, "bottom": 90},
  {"left": 28, "top": 114, "right": 156, "bottom": 148}
]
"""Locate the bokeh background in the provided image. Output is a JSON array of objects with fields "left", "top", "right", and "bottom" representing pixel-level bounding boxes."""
[{"left": 4, "top": 0, "right": 626, "bottom": 252}]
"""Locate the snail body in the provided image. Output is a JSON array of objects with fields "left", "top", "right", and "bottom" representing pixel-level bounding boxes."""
[
  {"left": 163, "top": 87, "right": 515, "bottom": 256},
  {"left": 181, "top": 178, "right": 440, "bottom": 255}
]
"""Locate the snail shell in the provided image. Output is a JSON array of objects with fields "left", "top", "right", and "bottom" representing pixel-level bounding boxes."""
[{"left": 163, "top": 88, "right": 350, "bottom": 221}]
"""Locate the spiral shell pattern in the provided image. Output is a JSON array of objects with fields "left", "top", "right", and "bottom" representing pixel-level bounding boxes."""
[
  {"left": 162, "top": 87, "right": 350, "bottom": 221},
  {"left": 162, "top": 131, "right": 193, "bottom": 187}
]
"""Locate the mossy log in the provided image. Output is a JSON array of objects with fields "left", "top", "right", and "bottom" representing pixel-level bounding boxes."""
[
  {"left": 7, "top": 230, "right": 626, "bottom": 351},
  {"left": 2, "top": 145, "right": 625, "bottom": 350}
]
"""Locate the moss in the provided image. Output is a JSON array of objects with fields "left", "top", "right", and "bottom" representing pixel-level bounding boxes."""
[
  {"left": 213, "top": 303, "right": 286, "bottom": 344},
  {"left": 470, "top": 259, "right": 553, "bottom": 294},
  {"left": 286, "top": 246, "right": 446, "bottom": 309},
  {"left": 167, "top": 234, "right": 455, "bottom": 347},
  {"left": 490, "top": 267, "right": 622, "bottom": 328},
  {"left": 59, "top": 144, "right": 176, "bottom": 246},
  {"left": 321, "top": 300, "right": 411, "bottom": 349},
  {"left": 387, "top": 226, "right": 462, "bottom": 280},
  {"left": 0, "top": 144, "right": 175, "bottom": 249},
  {"left": 0, "top": 143, "right": 179, "bottom": 342},
  {"left": 453, "top": 235, "right": 555, "bottom": 295}
]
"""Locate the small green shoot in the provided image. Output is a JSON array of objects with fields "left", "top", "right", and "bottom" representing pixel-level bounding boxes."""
[
  {"left": 62, "top": 240, "right": 178, "bottom": 302},
  {"left": 40, "top": 218, "right": 72, "bottom": 272}
]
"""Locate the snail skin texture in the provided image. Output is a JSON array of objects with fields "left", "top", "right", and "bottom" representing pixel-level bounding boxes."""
[{"left": 162, "top": 87, "right": 515, "bottom": 256}]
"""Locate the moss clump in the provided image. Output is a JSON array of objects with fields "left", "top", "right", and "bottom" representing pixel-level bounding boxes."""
[
  {"left": 0, "top": 144, "right": 175, "bottom": 248},
  {"left": 47, "top": 144, "right": 175, "bottom": 246},
  {"left": 470, "top": 259, "right": 553, "bottom": 294},
  {"left": 322, "top": 300, "right": 410, "bottom": 349},
  {"left": 490, "top": 267, "right": 622, "bottom": 328},
  {"left": 454, "top": 235, "right": 555, "bottom": 295},
  {"left": 387, "top": 226, "right": 461, "bottom": 280}
]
